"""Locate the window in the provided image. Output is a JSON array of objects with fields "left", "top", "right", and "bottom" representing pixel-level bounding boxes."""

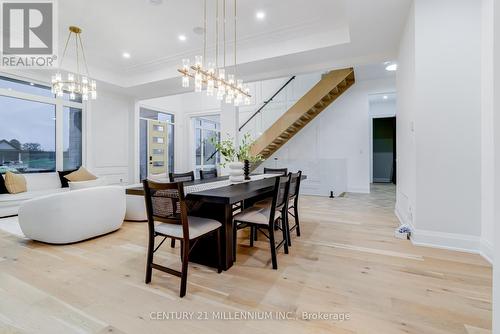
[
  {"left": 0, "top": 96, "right": 56, "bottom": 173},
  {"left": 63, "top": 107, "right": 82, "bottom": 170},
  {"left": 0, "top": 76, "right": 84, "bottom": 174},
  {"left": 139, "top": 108, "right": 175, "bottom": 180},
  {"left": 0, "top": 76, "right": 53, "bottom": 98},
  {"left": 193, "top": 115, "right": 220, "bottom": 173},
  {"left": 63, "top": 92, "right": 83, "bottom": 103}
]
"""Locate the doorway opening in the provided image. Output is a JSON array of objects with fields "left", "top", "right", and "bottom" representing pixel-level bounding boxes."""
[
  {"left": 139, "top": 107, "right": 175, "bottom": 181},
  {"left": 372, "top": 116, "right": 396, "bottom": 184}
]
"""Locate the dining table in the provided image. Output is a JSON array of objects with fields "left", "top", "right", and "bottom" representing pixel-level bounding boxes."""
[{"left": 126, "top": 173, "right": 306, "bottom": 271}]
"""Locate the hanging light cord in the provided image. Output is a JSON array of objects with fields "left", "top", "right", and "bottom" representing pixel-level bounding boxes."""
[
  {"left": 234, "top": 0, "right": 237, "bottom": 76},
  {"left": 215, "top": 0, "right": 219, "bottom": 69},
  {"left": 59, "top": 31, "right": 72, "bottom": 68},
  {"left": 75, "top": 31, "right": 81, "bottom": 80},
  {"left": 77, "top": 34, "right": 90, "bottom": 77},
  {"left": 223, "top": 0, "right": 226, "bottom": 68},
  {"left": 203, "top": 0, "right": 206, "bottom": 67},
  {"left": 57, "top": 29, "right": 90, "bottom": 78}
]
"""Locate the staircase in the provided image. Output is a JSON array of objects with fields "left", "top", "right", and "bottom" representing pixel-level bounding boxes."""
[{"left": 249, "top": 67, "right": 355, "bottom": 161}]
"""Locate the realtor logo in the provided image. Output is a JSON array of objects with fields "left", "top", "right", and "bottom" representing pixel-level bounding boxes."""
[{"left": 0, "top": 0, "right": 58, "bottom": 68}]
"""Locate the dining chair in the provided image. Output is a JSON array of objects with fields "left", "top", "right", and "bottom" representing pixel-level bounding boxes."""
[
  {"left": 264, "top": 167, "right": 288, "bottom": 176},
  {"left": 199, "top": 169, "right": 217, "bottom": 180},
  {"left": 254, "top": 167, "right": 289, "bottom": 209},
  {"left": 143, "top": 179, "right": 222, "bottom": 297},
  {"left": 232, "top": 174, "right": 291, "bottom": 269},
  {"left": 251, "top": 169, "right": 289, "bottom": 242},
  {"left": 169, "top": 171, "right": 195, "bottom": 183},
  {"left": 285, "top": 171, "right": 302, "bottom": 246},
  {"left": 168, "top": 171, "right": 196, "bottom": 248}
]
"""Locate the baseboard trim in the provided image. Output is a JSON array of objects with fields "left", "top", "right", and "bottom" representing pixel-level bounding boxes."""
[
  {"left": 479, "top": 238, "right": 493, "bottom": 264},
  {"left": 410, "top": 228, "right": 481, "bottom": 255},
  {"left": 394, "top": 206, "right": 406, "bottom": 226},
  {"left": 394, "top": 207, "right": 491, "bottom": 263}
]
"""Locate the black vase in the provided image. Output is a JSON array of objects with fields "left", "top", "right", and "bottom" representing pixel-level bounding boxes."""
[{"left": 244, "top": 160, "right": 251, "bottom": 180}]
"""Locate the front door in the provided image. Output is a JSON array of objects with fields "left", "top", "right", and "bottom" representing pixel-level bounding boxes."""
[{"left": 147, "top": 120, "right": 168, "bottom": 176}]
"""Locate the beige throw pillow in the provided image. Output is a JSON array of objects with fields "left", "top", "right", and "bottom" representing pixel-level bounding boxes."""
[
  {"left": 4, "top": 171, "right": 27, "bottom": 194},
  {"left": 64, "top": 166, "right": 97, "bottom": 182}
]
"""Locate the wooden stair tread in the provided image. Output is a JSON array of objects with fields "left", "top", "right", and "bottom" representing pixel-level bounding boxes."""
[{"left": 250, "top": 67, "right": 355, "bottom": 169}]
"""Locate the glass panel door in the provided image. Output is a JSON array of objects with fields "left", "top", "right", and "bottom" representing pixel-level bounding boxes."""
[
  {"left": 192, "top": 116, "right": 220, "bottom": 174},
  {"left": 147, "top": 120, "right": 168, "bottom": 176}
]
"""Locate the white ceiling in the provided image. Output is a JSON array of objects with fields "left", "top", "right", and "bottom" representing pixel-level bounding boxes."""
[
  {"left": 58, "top": 0, "right": 348, "bottom": 79},
  {"left": 355, "top": 63, "right": 396, "bottom": 82},
  {"left": 20, "top": 0, "right": 411, "bottom": 98}
]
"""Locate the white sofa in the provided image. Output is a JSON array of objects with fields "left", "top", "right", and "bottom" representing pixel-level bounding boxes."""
[
  {"left": 125, "top": 183, "right": 148, "bottom": 221},
  {"left": 0, "top": 172, "right": 67, "bottom": 218},
  {"left": 123, "top": 174, "right": 172, "bottom": 222},
  {"left": 18, "top": 186, "right": 126, "bottom": 244}
]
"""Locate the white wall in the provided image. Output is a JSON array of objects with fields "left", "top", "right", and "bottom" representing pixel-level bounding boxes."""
[
  {"left": 369, "top": 99, "right": 396, "bottom": 118},
  {"left": 86, "top": 88, "right": 135, "bottom": 185},
  {"left": 396, "top": 2, "right": 417, "bottom": 231},
  {"left": 481, "top": 0, "right": 495, "bottom": 262},
  {"left": 257, "top": 77, "right": 396, "bottom": 196},
  {"left": 397, "top": 0, "right": 483, "bottom": 253},
  {"left": 492, "top": 0, "right": 500, "bottom": 330}
]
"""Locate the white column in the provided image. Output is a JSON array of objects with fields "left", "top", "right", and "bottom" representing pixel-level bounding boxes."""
[{"left": 219, "top": 102, "right": 239, "bottom": 175}]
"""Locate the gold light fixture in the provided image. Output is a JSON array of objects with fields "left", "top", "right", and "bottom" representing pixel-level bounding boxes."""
[
  {"left": 178, "top": 0, "right": 250, "bottom": 106},
  {"left": 52, "top": 26, "right": 97, "bottom": 101}
]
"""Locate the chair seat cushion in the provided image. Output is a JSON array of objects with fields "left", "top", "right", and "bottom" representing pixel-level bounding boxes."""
[
  {"left": 233, "top": 206, "right": 273, "bottom": 225},
  {"left": 155, "top": 216, "right": 221, "bottom": 239}
]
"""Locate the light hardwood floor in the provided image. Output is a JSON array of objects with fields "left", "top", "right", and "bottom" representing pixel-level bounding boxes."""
[{"left": 0, "top": 185, "right": 491, "bottom": 333}]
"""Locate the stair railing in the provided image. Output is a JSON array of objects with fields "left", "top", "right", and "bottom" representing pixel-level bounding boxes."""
[{"left": 238, "top": 76, "right": 295, "bottom": 132}]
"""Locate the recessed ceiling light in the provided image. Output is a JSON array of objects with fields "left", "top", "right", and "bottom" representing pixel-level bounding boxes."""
[
  {"left": 29, "top": 82, "right": 35, "bottom": 86},
  {"left": 256, "top": 11, "right": 266, "bottom": 20},
  {"left": 122, "top": 52, "right": 131, "bottom": 59},
  {"left": 383, "top": 95, "right": 388, "bottom": 100},
  {"left": 385, "top": 64, "right": 398, "bottom": 71},
  {"left": 149, "top": 0, "right": 163, "bottom": 5},
  {"left": 178, "top": 34, "right": 187, "bottom": 41}
]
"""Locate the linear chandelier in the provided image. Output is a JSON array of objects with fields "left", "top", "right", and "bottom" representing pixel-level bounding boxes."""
[
  {"left": 51, "top": 26, "right": 97, "bottom": 101},
  {"left": 178, "top": 0, "right": 250, "bottom": 106}
]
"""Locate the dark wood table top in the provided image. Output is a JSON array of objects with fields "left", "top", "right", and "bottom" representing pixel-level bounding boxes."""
[{"left": 126, "top": 174, "right": 306, "bottom": 205}]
